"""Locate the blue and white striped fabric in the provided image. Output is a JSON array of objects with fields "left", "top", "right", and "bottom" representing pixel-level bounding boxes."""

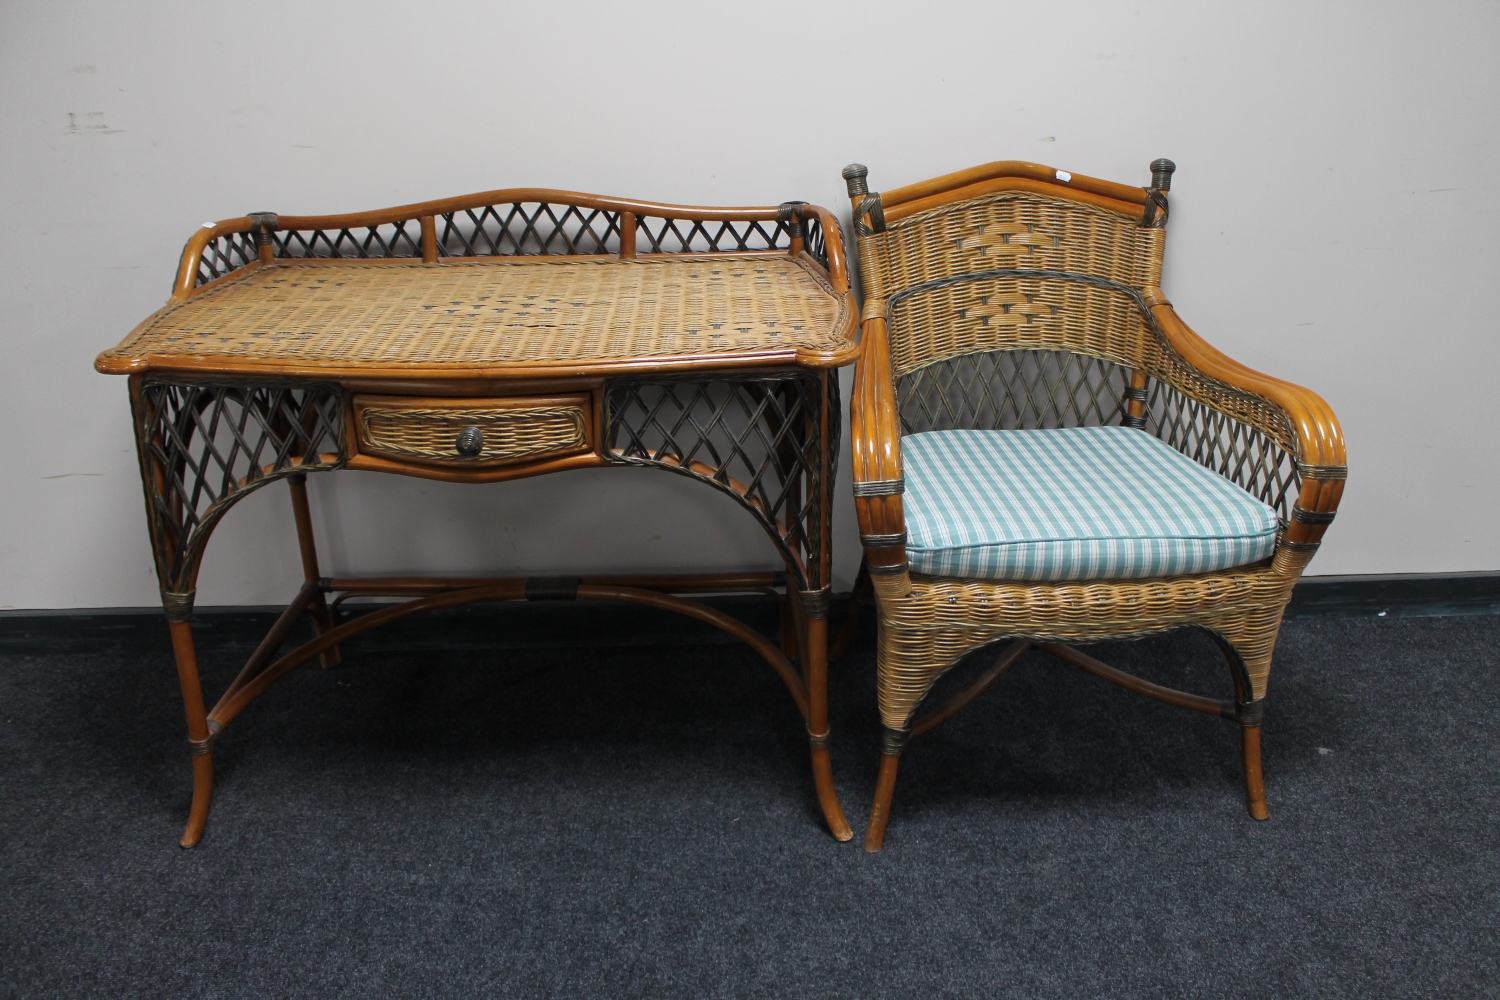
[{"left": 901, "top": 426, "right": 1279, "bottom": 581}]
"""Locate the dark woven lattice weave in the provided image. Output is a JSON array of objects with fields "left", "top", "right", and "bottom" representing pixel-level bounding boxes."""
[
  {"left": 437, "top": 204, "right": 620, "bottom": 257},
  {"left": 896, "top": 348, "right": 1298, "bottom": 521},
  {"left": 274, "top": 221, "right": 424, "bottom": 261},
  {"left": 190, "top": 204, "right": 829, "bottom": 290},
  {"left": 898, "top": 349, "right": 1129, "bottom": 435},
  {"left": 134, "top": 380, "right": 346, "bottom": 592},
  {"left": 194, "top": 232, "right": 259, "bottom": 287},
  {"left": 604, "top": 372, "right": 834, "bottom": 590},
  {"left": 1145, "top": 379, "right": 1300, "bottom": 522}
]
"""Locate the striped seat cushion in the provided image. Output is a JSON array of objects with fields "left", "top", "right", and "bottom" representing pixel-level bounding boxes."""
[{"left": 901, "top": 426, "right": 1279, "bottom": 581}]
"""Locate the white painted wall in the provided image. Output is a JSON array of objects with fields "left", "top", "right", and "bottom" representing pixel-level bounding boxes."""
[{"left": 2, "top": 1, "right": 1496, "bottom": 610}]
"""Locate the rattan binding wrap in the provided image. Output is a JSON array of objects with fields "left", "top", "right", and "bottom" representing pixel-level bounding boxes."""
[
  {"left": 100, "top": 255, "right": 851, "bottom": 371},
  {"left": 358, "top": 403, "right": 587, "bottom": 465}
]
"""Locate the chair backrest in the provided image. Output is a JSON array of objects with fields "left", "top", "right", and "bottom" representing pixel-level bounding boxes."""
[
  {"left": 846, "top": 161, "right": 1302, "bottom": 521},
  {"left": 847, "top": 160, "right": 1172, "bottom": 431}
]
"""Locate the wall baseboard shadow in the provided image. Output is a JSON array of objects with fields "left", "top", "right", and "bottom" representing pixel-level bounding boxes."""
[
  {"left": 1283, "top": 572, "right": 1500, "bottom": 619},
  {"left": 2, "top": 573, "right": 1496, "bottom": 658}
]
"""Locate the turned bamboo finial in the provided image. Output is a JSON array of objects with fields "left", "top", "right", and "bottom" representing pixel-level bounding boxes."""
[
  {"left": 1142, "top": 159, "right": 1176, "bottom": 228},
  {"left": 842, "top": 164, "right": 885, "bottom": 234},
  {"left": 1149, "top": 158, "right": 1177, "bottom": 192},
  {"left": 842, "top": 164, "right": 869, "bottom": 198}
]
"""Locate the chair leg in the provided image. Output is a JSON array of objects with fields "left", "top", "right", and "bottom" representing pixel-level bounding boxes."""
[
  {"left": 864, "top": 745, "right": 903, "bottom": 853},
  {"left": 168, "top": 620, "right": 216, "bottom": 847},
  {"left": 1241, "top": 724, "right": 1270, "bottom": 820},
  {"left": 864, "top": 727, "right": 909, "bottom": 853},
  {"left": 1211, "top": 624, "right": 1277, "bottom": 822}
]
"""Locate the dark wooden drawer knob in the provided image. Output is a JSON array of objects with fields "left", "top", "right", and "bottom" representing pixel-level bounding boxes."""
[{"left": 455, "top": 426, "right": 484, "bottom": 456}]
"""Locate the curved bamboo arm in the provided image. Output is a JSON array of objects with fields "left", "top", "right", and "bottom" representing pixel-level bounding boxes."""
[
  {"left": 796, "top": 203, "right": 850, "bottom": 294},
  {"left": 1147, "top": 291, "right": 1347, "bottom": 553},
  {"left": 172, "top": 219, "right": 256, "bottom": 300},
  {"left": 849, "top": 312, "right": 911, "bottom": 598},
  {"left": 788, "top": 203, "right": 859, "bottom": 364}
]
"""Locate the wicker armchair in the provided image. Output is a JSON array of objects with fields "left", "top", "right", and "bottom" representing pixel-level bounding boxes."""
[{"left": 842, "top": 159, "right": 1346, "bottom": 852}]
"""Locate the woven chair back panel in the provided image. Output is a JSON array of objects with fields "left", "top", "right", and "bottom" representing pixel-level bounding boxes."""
[
  {"left": 886, "top": 275, "right": 1153, "bottom": 378},
  {"left": 897, "top": 349, "right": 1130, "bottom": 434},
  {"left": 862, "top": 193, "right": 1163, "bottom": 303},
  {"left": 896, "top": 348, "right": 1300, "bottom": 522}
]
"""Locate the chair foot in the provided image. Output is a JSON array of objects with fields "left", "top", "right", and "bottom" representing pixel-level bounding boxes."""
[
  {"left": 864, "top": 745, "right": 903, "bottom": 853},
  {"left": 179, "top": 752, "right": 215, "bottom": 848},
  {"left": 1241, "top": 724, "right": 1269, "bottom": 820},
  {"left": 810, "top": 740, "right": 854, "bottom": 842}
]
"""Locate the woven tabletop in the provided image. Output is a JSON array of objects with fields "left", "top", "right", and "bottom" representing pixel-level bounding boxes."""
[{"left": 98, "top": 255, "right": 855, "bottom": 376}]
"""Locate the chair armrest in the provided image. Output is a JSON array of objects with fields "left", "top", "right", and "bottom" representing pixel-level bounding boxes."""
[
  {"left": 850, "top": 311, "right": 912, "bottom": 597},
  {"left": 1146, "top": 289, "right": 1346, "bottom": 556}
]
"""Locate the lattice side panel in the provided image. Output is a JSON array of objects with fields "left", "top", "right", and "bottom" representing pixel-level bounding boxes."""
[
  {"left": 635, "top": 216, "right": 794, "bottom": 255},
  {"left": 273, "top": 221, "right": 424, "bottom": 260},
  {"left": 802, "top": 214, "right": 829, "bottom": 270},
  {"left": 894, "top": 346, "right": 1298, "bottom": 520},
  {"left": 603, "top": 374, "right": 825, "bottom": 587},
  {"left": 1144, "top": 382, "right": 1300, "bottom": 522},
  {"left": 897, "top": 349, "right": 1131, "bottom": 434},
  {"left": 137, "top": 381, "right": 346, "bottom": 590},
  {"left": 194, "top": 232, "right": 259, "bottom": 286},
  {"left": 438, "top": 203, "right": 621, "bottom": 257}
]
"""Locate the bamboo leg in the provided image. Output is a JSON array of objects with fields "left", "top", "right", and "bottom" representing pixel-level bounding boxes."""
[
  {"left": 1242, "top": 725, "right": 1269, "bottom": 820},
  {"left": 288, "top": 475, "right": 339, "bottom": 668},
  {"left": 864, "top": 742, "right": 903, "bottom": 853},
  {"left": 1219, "top": 638, "right": 1270, "bottom": 821},
  {"left": 168, "top": 620, "right": 215, "bottom": 847},
  {"left": 803, "top": 614, "right": 853, "bottom": 842}
]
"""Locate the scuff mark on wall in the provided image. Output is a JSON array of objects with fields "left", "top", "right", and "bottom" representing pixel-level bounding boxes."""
[{"left": 67, "top": 112, "right": 122, "bottom": 135}]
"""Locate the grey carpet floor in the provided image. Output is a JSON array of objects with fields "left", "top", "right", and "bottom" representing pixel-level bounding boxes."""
[{"left": 2, "top": 615, "right": 1497, "bottom": 998}]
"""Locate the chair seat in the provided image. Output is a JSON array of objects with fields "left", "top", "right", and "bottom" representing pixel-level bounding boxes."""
[{"left": 901, "top": 426, "right": 1280, "bottom": 582}]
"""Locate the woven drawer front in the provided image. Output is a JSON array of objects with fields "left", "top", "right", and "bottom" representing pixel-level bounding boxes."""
[{"left": 354, "top": 395, "right": 590, "bottom": 466}]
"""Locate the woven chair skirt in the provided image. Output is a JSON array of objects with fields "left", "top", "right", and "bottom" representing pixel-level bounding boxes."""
[{"left": 873, "top": 564, "right": 1299, "bottom": 729}]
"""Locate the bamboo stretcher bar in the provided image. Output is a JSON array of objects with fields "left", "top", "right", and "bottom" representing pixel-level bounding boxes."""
[{"left": 326, "top": 572, "right": 785, "bottom": 596}]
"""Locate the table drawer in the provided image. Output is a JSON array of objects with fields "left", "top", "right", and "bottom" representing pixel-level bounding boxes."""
[{"left": 353, "top": 394, "right": 592, "bottom": 466}]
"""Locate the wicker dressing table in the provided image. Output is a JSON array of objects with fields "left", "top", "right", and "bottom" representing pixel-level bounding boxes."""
[{"left": 95, "top": 191, "right": 858, "bottom": 846}]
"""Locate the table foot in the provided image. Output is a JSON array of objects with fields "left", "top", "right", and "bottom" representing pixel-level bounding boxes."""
[
  {"left": 179, "top": 753, "right": 214, "bottom": 848},
  {"left": 809, "top": 736, "right": 853, "bottom": 841}
]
